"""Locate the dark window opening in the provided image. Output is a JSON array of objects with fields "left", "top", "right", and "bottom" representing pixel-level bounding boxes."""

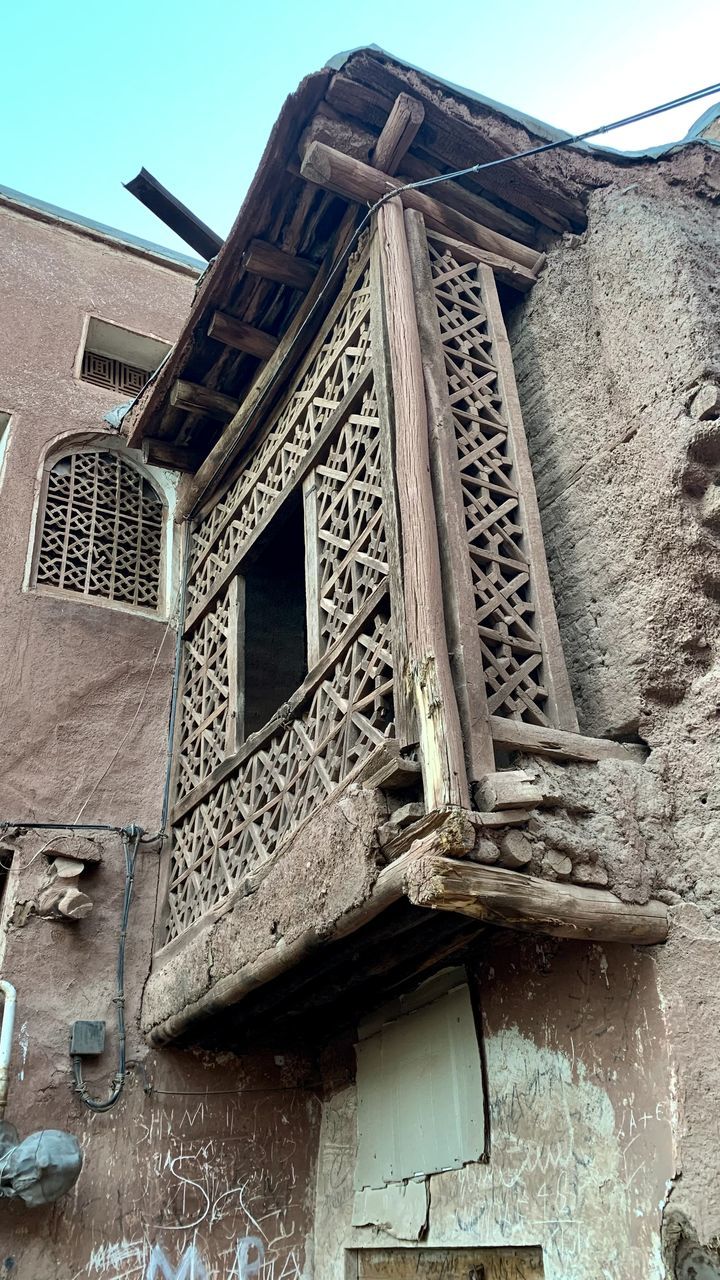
[{"left": 241, "top": 494, "right": 307, "bottom": 739}]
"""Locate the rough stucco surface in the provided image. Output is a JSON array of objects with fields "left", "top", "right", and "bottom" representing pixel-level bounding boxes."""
[
  {"left": 0, "top": 205, "right": 320, "bottom": 1279},
  {"left": 312, "top": 940, "right": 674, "bottom": 1280},
  {"left": 509, "top": 171, "right": 720, "bottom": 1254}
]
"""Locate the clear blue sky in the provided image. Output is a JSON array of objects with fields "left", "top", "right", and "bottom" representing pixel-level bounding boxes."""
[{"left": 3, "top": 0, "right": 719, "bottom": 257}]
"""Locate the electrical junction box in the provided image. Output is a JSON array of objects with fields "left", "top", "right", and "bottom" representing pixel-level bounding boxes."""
[{"left": 70, "top": 1020, "right": 106, "bottom": 1056}]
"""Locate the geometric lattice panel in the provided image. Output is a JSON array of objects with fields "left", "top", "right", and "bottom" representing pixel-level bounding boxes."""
[
  {"left": 428, "top": 236, "right": 550, "bottom": 725},
  {"left": 81, "top": 350, "right": 149, "bottom": 397},
  {"left": 165, "top": 605, "right": 394, "bottom": 942},
  {"left": 186, "top": 263, "right": 372, "bottom": 613},
  {"left": 35, "top": 449, "right": 163, "bottom": 610},
  {"left": 174, "top": 584, "right": 233, "bottom": 801},
  {"left": 315, "top": 383, "right": 387, "bottom": 652}
]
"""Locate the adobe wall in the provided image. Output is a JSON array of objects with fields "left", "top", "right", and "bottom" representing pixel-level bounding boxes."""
[
  {"left": 312, "top": 938, "right": 674, "bottom": 1280},
  {"left": 509, "top": 164, "right": 720, "bottom": 1263},
  {"left": 0, "top": 205, "right": 321, "bottom": 1278}
]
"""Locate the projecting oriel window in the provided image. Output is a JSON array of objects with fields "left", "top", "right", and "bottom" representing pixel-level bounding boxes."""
[
  {"left": 79, "top": 317, "right": 171, "bottom": 397},
  {"left": 32, "top": 447, "right": 165, "bottom": 612}
]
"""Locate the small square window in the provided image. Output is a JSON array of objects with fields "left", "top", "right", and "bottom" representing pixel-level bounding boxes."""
[{"left": 79, "top": 317, "right": 171, "bottom": 397}]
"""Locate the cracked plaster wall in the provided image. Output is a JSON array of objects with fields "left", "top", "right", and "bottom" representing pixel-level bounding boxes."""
[{"left": 508, "top": 168, "right": 720, "bottom": 1257}]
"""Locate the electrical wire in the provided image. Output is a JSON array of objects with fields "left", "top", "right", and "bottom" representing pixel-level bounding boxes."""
[
  {"left": 185, "top": 77, "right": 720, "bottom": 519},
  {"left": 72, "top": 825, "right": 142, "bottom": 1112}
]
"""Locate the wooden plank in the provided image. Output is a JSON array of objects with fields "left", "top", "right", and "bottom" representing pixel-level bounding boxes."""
[
  {"left": 372, "top": 93, "right": 425, "bottom": 174},
  {"left": 300, "top": 141, "right": 542, "bottom": 279},
  {"left": 208, "top": 311, "right": 279, "bottom": 360},
  {"left": 489, "top": 716, "right": 646, "bottom": 763},
  {"left": 405, "top": 855, "right": 669, "bottom": 944},
  {"left": 479, "top": 263, "right": 578, "bottom": 733},
  {"left": 303, "top": 471, "right": 322, "bottom": 668},
  {"left": 141, "top": 438, "right": 203, "bottom": 473},
  {"left": 369, "top": 232, "right": 415, "bottom": 749},
  {"left": 225, "top": 574, "right": 244, "bottom": 755},
  {"left": 377, "top": 198, "right": 469, "bottom": 810},
  {"left": 170, "top": 379, "right": 240, "bottom": 422},
  {"left": 404, "top": 209, "right": 495, "bottom": 781},
  {"left": 243, "top": 238, "right": 318, "bottom": 290}
]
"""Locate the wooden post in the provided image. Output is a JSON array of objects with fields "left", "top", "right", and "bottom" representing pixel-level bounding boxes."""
[
  {"left": 376, "top": 198, "right": 469, "bottom": 810},
  {"left": 404, "top": 209, "right": 496, "bottom": 781},
  {"left": 225, "top": 574, "right": 244, "bottom": 755},
  {"left": 303, "top": 472, "right": 322, "bottom": 669},
  {"left": 372, "top": 93, "right": 425, "bottom": 174}
]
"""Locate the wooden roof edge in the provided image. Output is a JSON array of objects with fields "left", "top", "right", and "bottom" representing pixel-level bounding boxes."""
[{"left": 124, "top": 67, "right": 332, "bottom": 450}]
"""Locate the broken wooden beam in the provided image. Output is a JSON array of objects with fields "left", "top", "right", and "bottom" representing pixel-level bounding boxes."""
[
  {"left": 169, "top": 379, "right": 240, "bottom": 422},
  {"left": 372, "top": 92, "right": 425, "bottom": 174},
  {"left": 405, "top": 855, "right": 669, "bottom": 944},
  {"left": 474, "top": 770, "right": 545, "bottom": 812},
  {"left": 208, "top": 311, "right": 279, "bottom": 360},
  {"left": 243, "top": 238, "right": 318, "bottom": 290},
  {"left": 300, "top": 140, "right": 542, "bottom": 280},
  {"left": 142, "top": 437, "right": 203, "bottom": 473},
  {"left": 489, "top": 717, "right": 647, "bottom": 763}
]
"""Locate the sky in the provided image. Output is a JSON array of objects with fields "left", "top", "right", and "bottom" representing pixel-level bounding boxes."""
[{"left": 2, "top": 0, "right": 719, "bottom": 259}]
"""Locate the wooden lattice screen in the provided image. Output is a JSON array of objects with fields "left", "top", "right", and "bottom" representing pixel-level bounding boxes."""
[
  {"left": 34, "top": 449, "right": 164, "bottom": 610},
  {"left": 159, "top": 208, "right": 577, "bottom": 952}
]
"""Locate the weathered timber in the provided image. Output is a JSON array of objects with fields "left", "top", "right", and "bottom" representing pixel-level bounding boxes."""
[
  {"left": 372, "top": 93, "right": 425, "bottom": 174},
  {"left": 243, "top": 238, "right": 318, "bottom": 290},
  {"left": 327, "top": 59, "right": 582, "bottom": 230},
  {"left": 489, "top": 716, "right": 647, "bottom": 763},
  {"left": 378, "top": 197, "right": 469, "bottom": 809},
  {"left": 124, "top": 167, "right": 223, "bottom": 260},
  {"left": 380, "top": 808, "right": 475, "bottom": 863},
  {"left": 301, "top": 141, "right": 542, "bottom": 280},
  {"left": 405, "top": 856, "right": 669, "bottom": 944},
  {"left": 141, "top": 438, "right": 203, "bottom": 473},
  {"left": 405, "top": 209, "right": 495, "bottom": 778},
  {"left": 208, "top": 311, "right": 279, "bottom": 360},
  {"left": 169, "top": 380, "right": 240, "bottom": 422},
  {"left": 354, "top": 740, "right": 422, "bottom": 791},
  {"left": 475, "top": 770, "right": 545, "bottom": 812}
]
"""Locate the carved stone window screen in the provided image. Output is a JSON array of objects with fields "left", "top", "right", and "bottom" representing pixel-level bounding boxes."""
[{"left": 33, "top": 448, "right": 164, "bottom": 611}]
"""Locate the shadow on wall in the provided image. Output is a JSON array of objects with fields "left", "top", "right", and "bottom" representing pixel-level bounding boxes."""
[{"left": 664, "top": 1211, "right": 720, "bottom": 1279}]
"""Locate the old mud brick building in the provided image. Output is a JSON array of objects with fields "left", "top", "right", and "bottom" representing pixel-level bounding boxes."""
[{"left": 1, "top": 46, "right": 719, "bottom": 1280}]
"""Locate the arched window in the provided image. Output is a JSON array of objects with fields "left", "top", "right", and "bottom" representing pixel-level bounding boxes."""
[{"left": 32, "top": 447, "right": 166, "bottom": 612}]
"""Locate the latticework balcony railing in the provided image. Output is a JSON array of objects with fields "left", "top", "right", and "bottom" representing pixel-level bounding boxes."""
[{"left": 158, "top": 208, "right": 578, "bottom": 953}]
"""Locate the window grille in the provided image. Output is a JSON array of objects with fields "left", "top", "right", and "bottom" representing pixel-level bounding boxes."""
[
  {"left": 35, "top": 450, "right": 164, "bottom": 610},
  {"left": 81, "top": 350, "right": 149, "bottom": 397}
]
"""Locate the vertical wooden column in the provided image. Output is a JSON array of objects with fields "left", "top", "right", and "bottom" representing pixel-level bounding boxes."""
[
  {"left": 404, "top": 209, "right": 496, "bottom": 781},
  {"left": 303, "top": 471, "right": 322, "bottom": 668},
  {"left": 375, "top": 198, "right": 470, "bottom": 810},
  {"left": 226, "top": 573, "right": 245, "bottom": 755}
]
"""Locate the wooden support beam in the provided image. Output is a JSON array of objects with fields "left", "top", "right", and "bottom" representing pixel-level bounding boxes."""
[
  {"left": 378, "top": 197, "right": 470, "bottom": 810},
  {"left": 243, "top": 238, "right": 318, "bottom": 291},
  {"left": 142, "top": 437, "right": 203, "bottom": 473},
  {"left": 301, "top": 140, "right": 543, "bottom": 281},
  {"left": 170, "top": 379, "right": 240, "bottom": 422},
  {"left": 405, "top": 855, "right": 669, "bottom": 944},
  {"left": 208, "top": 311, "right": 279, "bottom": 360},
  {"left": 475, "top": 770, "right": 545, "bottom": 812},
  {"left": 489, "top": 717, "right": 647, "bottom": 764},
  {"left": 372, "top": 93, "right": 425, "bottom": 174}
]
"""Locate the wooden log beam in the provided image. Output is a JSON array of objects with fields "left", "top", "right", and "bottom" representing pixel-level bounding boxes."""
[
  {"left": 208, "top": 311, "right": 279, "bottom": 360},
  {"left": 372, "top": 92, "right": 425, "bottom": 174},
  {"left": 301, "top": 140, "right": 542, "bottom": 287},
  {"left": 242, "top": 238, "right": 318, "bottom": 290},
  {"left": 489, "top": 717, "right": 647, "bottom": 764},
  {"left": 142, "top": 437, "right": 203, "bottom": 473},
  {"left": 170, "top": 379, "right": 240, "bottom": 422},
  {"left": 405, "top": 855, "right": 669, "bottom": 944}
]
